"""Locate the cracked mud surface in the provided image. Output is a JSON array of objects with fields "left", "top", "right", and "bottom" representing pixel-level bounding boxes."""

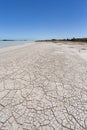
[{"left": 0, "top": 42, "right": 87, "bottom": 130}]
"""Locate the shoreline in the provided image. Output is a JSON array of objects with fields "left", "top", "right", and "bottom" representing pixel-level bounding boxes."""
[
  {"left": 0, "top": 41, "right": 35, "bottom": 53},
  {"left": 0, "top": 40, "right": 87, "bottom": 53}
]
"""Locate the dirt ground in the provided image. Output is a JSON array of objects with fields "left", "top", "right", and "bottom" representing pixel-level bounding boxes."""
[{"left": 0, "top": 42, "right": 87, "bottom": 130}]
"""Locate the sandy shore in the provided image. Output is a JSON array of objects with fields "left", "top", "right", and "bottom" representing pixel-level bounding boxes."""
[{"left": 0, "top": 42, "right": 87, "bottom": 130}]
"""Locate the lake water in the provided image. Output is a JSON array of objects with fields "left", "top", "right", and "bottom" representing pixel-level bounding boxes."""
[{"left": 0, "top": 41, "right": 33, "bottom": 48}]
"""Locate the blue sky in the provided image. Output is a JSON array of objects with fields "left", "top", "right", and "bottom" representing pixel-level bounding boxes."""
[{"left": 0, "top": 0, "right": 87, "bottom": 40}]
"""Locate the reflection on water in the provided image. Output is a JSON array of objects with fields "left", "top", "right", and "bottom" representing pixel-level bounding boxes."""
[{"left": 0, "top": 41, "right": 33, "bottom": 48}]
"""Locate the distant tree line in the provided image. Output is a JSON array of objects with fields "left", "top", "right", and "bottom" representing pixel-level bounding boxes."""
[
  {"left": 36, "top": 38, "right": 87, "bottom": 43},
  {"left": 59, "top": 38, "right": 87, "bottom": 42}
]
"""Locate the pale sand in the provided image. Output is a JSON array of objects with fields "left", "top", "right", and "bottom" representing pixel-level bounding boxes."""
[{"left": 0, "top": 42, "right": 87, "bottom": 130}]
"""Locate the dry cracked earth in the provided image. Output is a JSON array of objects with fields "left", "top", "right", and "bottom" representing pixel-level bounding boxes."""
[{"left": 0, "top": 42, "right": 87, "bottom": 130}]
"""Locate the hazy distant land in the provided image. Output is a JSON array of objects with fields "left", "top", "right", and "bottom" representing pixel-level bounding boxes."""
[{"left": 0, "top": 39, "right": 28, "bottom": 41}]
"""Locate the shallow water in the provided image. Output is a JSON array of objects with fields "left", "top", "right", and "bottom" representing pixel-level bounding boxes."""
[{"left": 0, "top": 41, "right": 33, "bottom": 48}]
